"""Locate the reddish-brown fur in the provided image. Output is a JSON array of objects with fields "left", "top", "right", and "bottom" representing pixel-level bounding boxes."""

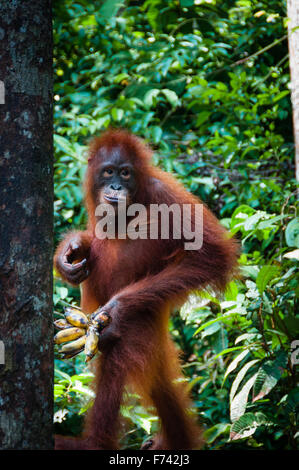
[{"left": 54, "top": 130, "right": 239, "bottom": 450}]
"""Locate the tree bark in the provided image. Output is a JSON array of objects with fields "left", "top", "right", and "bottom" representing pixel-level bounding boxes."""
[
  {"left": 287, "top": 0, "right": 299, "bottom": 181},
  {"left": 0, "top": 1, "right": 53, "bottom": 449}
]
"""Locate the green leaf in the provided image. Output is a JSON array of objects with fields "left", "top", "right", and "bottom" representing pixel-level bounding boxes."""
[
  {"left": 235, "top": 333, "right": 259, "bottom": 345},
  {"left": 284, "top": 316, "right": 299, "bottom": 336},
  {"left": 151, "top": 126, "right": 163, "bottom": 143},
  {"left": 283, "top": 249, "right": 299, "bottom": 260},
  {"left": 213, "top": 346, "right": 246, "bottom": 360},
  {"left": 256, "top": 265, "right": 280, "bottom": 295},
  {"left": 114, "top": 73, "right": 129, "bottom": 84},
  {"left": 99, "top": 0, "right": 125, "bottom": 21},
  {"left": 243, "top": 212, "right": 263, "bottom": 231},
  {"left": 223, "top": 350, "right": 249, "bottom": 383},
  {"left": 54, "top": 368, "right": 72, "bottom": 384},
  {"left": 161, "top": 89, "right": 179, "bottom": 107},
  {"left": 204, "top": 423, "right": 230, "bottom": 444},
  {"left": 121, "top": 405, "right": 157, "bottom": 434},
  {"left": 230, "top": 412, "right": 271, "bottom": 440},
  {"left": 54, "top": 134, "right": 76, "bottom": 157},
  {"left": 70, "top": 382, "right": 95, "bottom": 398},
  {"left": 180, "top": 0, "right": 194, "bottom": 6},
  {"left": 69, "top": 92, "right": 92, "bottom": 105},
  {"left": 56, "top": 286, "right": 68, "bottom": 299},
  {"left": 230, "top": 360, "right": 260, "bottom": 404},
  {"left": 54, "top": 135, "right": 85, "bottom": 162},
  {"left": 283, "top": 387, "right": 299, "bottom": 414},
  {"left": 252, "top": 353, "right": 287, "bottom": 402},
  {"left": 111, "top": 108, "right": 124, "bottom": 122},
  {"left": 144, "top": 89, "right": 160, "bottom": 108},
  {"left": 201, "top": 322, "right": 221, "bottom": 338},
  {"left": 240, "top": 265, "right": 259, "bottom": 280},
  {"left": 285, "top": 218, "right": 299, "bottom": 248},
  {"left": 196, "top": 111, "right": 211, "bottom": 128},
  {"left": 273, "top": 90, "right": 290, "bottom": 103},
  {"left": 230, "top": 373, "right": 258, "bottom": 422},
  {"left": 225, "top": 281, "right": 239, "bottom": 301},
  {"left": 194, "top": 311, "right": 239, "bottom": 336}
]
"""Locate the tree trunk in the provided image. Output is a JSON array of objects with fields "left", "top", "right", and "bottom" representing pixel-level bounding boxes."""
[
  {"left": 0, "top": 1, "right": 53, "bottom": 449},
  {"left": 287, "top": 0, "right": 299, "bottom": 181}
]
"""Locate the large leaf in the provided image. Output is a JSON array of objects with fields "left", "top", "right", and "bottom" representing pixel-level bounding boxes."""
[
  {"left": 223, "top": 350, "right": 249, "bottom": 383},
  {"left": 283, "top": 249, "right": 299, "bottom": 260},
  {"left": 204, "top": 423, "right": 230, "bottom": 444},
  {"left": 99, "top": 0, "right": 125, "bottom": 21},
  {"left": 230, "top": 412, "right": 271, "bottom": 441},
  {"left": 194, "top": 312, "right": 236, "bottom": 336},
  {"left": 252, "top": 353, "right": 287, "bottom": 403},
  {"left": 230, "top": 373, "right": 258, "bottom": 422},
  {"left": 256, "top": 265, "right": 280, "bottom": 295},
  {"left": 144, "top": 89, "right": 160, "bottom": 108},
  {"left": 285, "top": 218, "right": 299, "bottom": 248},
  {"left": 230, "top": 359, "right": 260, "bottom": 404},
  {"left": 54, "top": 135, "right": 85, "bottom": 163},
  {"left": 161, "top": 89, "right": 180, "bottom": 107},
  {"left": 196, "top": 111, "right": 211, "bottom": 128},
  {"left": 283, "top": 387, "right": 299, "bottom": 414}
]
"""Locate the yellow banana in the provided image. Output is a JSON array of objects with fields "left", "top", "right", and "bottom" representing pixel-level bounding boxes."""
[
  {"left": 64, "top": 307, "right": 89, "bottom": 328},
  {"left": 54, "top": 318, "right": 72, "bottom": 330},
  {"left": 92, "top": 310, "right": 111, "bottom": 330},
  {"left": 55, "top": 306, "right": 112, "bottom": 362},
  {"left": 62, "top": 349, "right": 84, "bottom": 359},
  {"left": 59, "top": 335, "right": 86, "bottom": 354},
  {"left": 85, "top": 326, "right": 99, "bottom": 362},
  {"left": 54, "top": 327, "right": 86, "bottom": 345}
]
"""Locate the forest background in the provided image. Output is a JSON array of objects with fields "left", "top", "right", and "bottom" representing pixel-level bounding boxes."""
[{"left": 53, "top": 0, "right": 299, "bottom": 450}]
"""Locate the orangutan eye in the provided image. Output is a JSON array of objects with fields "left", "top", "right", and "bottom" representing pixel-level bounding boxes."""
[
  {"left": 120, "top": 168, "right": 130, "bottom": 180},
  {"left": 103, "top": 168, "right": 114, "bottom": 178}
]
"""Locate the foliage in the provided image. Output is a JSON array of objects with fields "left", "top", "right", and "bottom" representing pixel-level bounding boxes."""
[{"left": 53, "top": 0, "right": 298, "bottom": 449}]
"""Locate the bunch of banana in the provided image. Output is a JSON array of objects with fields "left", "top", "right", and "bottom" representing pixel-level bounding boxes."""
[{"left": 54, "top": 307, "right": 111, "bottom": 362}]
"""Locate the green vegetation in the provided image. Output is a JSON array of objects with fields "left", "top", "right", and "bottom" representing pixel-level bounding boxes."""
[{"left": 53, "top": 0, "right": 298, "bottom": 449}]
